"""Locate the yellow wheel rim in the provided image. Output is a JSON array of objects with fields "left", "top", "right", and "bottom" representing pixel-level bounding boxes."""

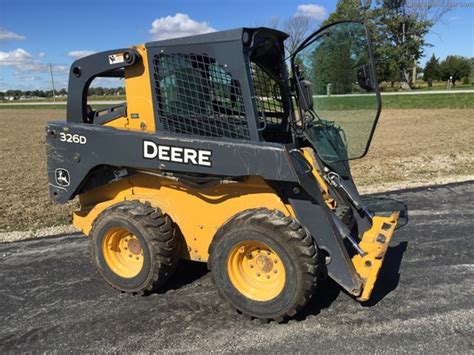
[
  {"left": 227, "top": 241, "right": 286, "bottom": 302},
  {"left": 102, "top": 227, "right": 144, "bottom": 278}
]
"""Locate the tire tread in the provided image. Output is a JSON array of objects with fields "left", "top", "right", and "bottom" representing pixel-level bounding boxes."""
[
  {"left": 209, "top": 208, "right": 320, "bottom": 322},
  {"left": 89, "top": 200, "right": 178, "bottom": 294}
]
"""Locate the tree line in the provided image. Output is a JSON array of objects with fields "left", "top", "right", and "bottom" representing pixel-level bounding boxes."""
[
  {"left": 423, "top": 55, "right": 472, "bottom": 87},
  {"left": 322, "top": 0, "right": 438, "bottom": 88},
  {"left": 0, "top": 87, "right": 125, "bottom": 100},
  {"left": 274, "top": 0, "right": 472, "bottom": 90}
]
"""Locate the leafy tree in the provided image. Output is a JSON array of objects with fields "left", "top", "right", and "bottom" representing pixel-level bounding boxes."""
[
  {"left": 372, "top": 1, "right": 432, "bottom": 87},
  {"left": 439, "top": 55, "right": 471, "bottom": 86},
  {"left": 324, "top": 0, "right": 370, "bottom": 24},
  {"left": 423, "top": 54, "right": 440, "bottom": 85},
  {"left": 323, "top": 0, "right": 433, "bottom": 88},
  {"left": 94, "top": 87, "right": 104, "bottom": 96},
  {"left": 311, "top": 27, "right": 356, "bottom": 94}
]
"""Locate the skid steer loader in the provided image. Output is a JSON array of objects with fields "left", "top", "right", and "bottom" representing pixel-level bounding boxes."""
[{"left": 46, "top": 21, "right": 400, "bottom": 322}]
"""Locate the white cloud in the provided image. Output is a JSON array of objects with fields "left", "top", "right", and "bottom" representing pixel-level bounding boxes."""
[
  {"left": 0, "top": 28, "right": 26, "bottom": 41},
  {"left": 38, "top": 52, "right": 46, "bottom": 58},
  {"left": 296, "top": 4, "right": 327, "bottom": 20},
  {"left": 149, "top": 13, "right": 216, "bottom": 41},
  {"left": 0, "top": 48, "right": 67, "bottom": 73},
  {"left": 67, "top": 50, "right": 96, "bottom": 59},
  {"left": 0, "top": 48, "right": 32, "bottom": 66}
]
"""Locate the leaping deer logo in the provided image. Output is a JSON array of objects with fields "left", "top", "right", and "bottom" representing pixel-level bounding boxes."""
[{"left": 55, "top": 169, "right": 70, "bottom": 187}]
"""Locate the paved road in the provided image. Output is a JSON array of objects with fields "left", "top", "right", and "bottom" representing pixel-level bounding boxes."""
[{"left": 1, "top": 182, "right": 473, "bottom": 352}]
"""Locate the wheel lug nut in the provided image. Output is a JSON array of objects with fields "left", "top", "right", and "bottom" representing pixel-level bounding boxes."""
[
  {"left": 266, "top": 275, "right": 270, "bottom": 279},
  {"left": 274, "top": 269, "right": 277, "bottom": 273},
  {"left": 250, "top": 264, "right": 254, "bottom": 269},
  {"left": 256, "top": 273, "right": 260, "bottom": 277},
  {"left": 129, "top": 254, "right": 132, "bottom": 258}
]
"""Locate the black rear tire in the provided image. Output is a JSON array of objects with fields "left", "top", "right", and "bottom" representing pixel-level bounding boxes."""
[
  {"left": 89, "top": 201, "right": 178, "bottom": 294},
  {"left": 209, "top": 208, "right": 321, "bottom": 322}
]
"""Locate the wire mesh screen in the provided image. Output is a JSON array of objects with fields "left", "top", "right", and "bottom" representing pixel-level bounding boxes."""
[
  {"left": 153, "top": 52, "right": 250, "bottom": 140},
  {"left": 250, "top": 62, "right": 285, "bottom": 126}
]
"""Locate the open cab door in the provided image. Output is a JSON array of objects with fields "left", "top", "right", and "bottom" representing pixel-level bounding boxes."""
[
  {"left": 291, "top": 21, "right": 382, "bottom": 164},
  {"left": 291, "top": 21, "right": 403, "bottom": 301}
]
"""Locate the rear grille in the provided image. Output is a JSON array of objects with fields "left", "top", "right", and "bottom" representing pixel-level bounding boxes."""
[{"left": 153, "top": 52, "right": 250, "bottom": 140}]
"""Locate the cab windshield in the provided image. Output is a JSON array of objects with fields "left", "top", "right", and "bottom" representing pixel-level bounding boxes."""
[{"left": 292, "top": 21, "right": 381, "bottom": 163}]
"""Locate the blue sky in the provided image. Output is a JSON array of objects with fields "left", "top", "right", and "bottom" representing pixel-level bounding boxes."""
[{"left": 0, "top": 0, "right": 473, "bottom": 91}]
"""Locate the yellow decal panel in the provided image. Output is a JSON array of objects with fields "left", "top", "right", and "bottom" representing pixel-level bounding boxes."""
[
  {"left": 105, "top": 44, "right": 155, "bottom": 132},
  {"left": 123, "top": 45, "right": 155, "bottom": 132}
]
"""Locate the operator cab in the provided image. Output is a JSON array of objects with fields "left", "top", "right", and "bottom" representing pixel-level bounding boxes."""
[{"left": 65, "top": 23, "right": 380, "bottom": 161}]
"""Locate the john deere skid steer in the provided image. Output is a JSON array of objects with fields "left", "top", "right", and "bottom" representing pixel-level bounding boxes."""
[{"left": 46, "top": 21, "right": 400, "bottom": 322}]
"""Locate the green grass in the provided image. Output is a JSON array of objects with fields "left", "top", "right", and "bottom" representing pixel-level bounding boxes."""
[
  {"left": 1, "top": 92, "right": 473, "bottom": 111},
  {"left": 413, "top": 85, "right": 474, "bottom": 92},
  {"left": 381, "top": 93, "right": 474, "bottom": 109},
  {"left": 0, "top": 95, "right": 125, "bottom": 103},
  {"left": 0, "top": 105, "right": 66, "bottom": 109},
  {"left": 380, "top": 79, "right": 474, "bottom": 92},
  {"left": 0, "top": 104, "right": 113, "bottom": 110},
  {"left": 316, "top": 92, "right": 474, "bottom": 110}
]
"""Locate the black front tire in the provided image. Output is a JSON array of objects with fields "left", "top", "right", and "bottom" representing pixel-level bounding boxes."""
[
  {"left": 89, "top": 201, "right": 178, "bottom": 294},
  {"left": 209, "top": 208, "right": 321, "bottom": 322}
]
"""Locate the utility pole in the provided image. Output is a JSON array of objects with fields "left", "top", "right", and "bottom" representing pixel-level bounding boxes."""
[
  {"left": 412, "top": 59, "right": 417, "bottom": 87},
  {"left": 401, "top": 22, "right": 411, "bottom": 90},
  {"left": 49, "top": 63, "right": 56, "bottom": 102}
]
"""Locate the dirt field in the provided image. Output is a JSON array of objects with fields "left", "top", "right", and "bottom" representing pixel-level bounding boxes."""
[
  {"left": 0, "top": 109, "right": 74, "bottom": 232},
  {"left": 351, "top": 109, "right": 474, "bottom": 187},
  {"left": 0, "top": 108, "right": 473, "bottom": 232}
]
